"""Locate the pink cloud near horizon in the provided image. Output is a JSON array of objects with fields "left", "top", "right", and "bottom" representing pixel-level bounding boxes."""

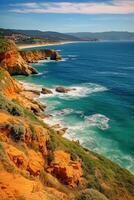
[{"left": 10, "top": 0, "right": 134, "bottom": 14}]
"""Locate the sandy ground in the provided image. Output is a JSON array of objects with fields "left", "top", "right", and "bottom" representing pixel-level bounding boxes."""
[{"left": 18, "top": 41, "right": 79, "bottom": 49}]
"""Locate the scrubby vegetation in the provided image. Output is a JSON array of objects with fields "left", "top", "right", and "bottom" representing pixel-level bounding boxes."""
[
  {"left": 0, "top": 94, "right": 24, "bottom": 116},
  {"left": 7, "top": 122, "right": 25, "bottom": 141},
  {"left": 0, "top": 142, "right": 15, "bottom": 173},
  {"left": 76, "top": 189, "right": 108, "bottom": 200}
]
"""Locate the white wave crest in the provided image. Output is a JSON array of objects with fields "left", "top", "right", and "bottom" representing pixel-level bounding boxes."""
[
  {"left": 50, "top": 83, "right": 108, "bottom": 100},
  {"left": 19, "top": 81, "right": 42, "bottom": 91},
  {"left": 52, "top": 108, "right": 74, "bottom": 116},
  {"left": 85, "top": 114, "right": 110, "bottom": 130}
]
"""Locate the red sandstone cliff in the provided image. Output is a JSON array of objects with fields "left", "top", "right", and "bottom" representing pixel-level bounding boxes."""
[{"left": 0, "top": 38, "right": 61, "bottom": 76}]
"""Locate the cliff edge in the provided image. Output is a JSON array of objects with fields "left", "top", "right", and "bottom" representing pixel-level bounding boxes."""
[{"left": 0, "top": 38, "right": 61, "bottom": 76}]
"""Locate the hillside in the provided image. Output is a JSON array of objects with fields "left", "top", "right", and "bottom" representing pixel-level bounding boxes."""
[
  {"left": 0, "top": 28, "right": 81, "bottom": 44},
  {"left": 12, "top": 29, "right": 81, "bottom": 41},
  {"left": 68, "top": 31, "right": 134, "bottom": 41},
  {"left": 0, "top": 39, "right": 134, "bottom": 200}
]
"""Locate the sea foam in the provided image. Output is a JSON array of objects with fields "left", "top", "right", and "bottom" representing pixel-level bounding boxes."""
[
  {"left": 50, "top": 83, "right": 108, "bottom": 100},
  {"left": 84, "top": 114, "right": 110, "bottom": 130}
]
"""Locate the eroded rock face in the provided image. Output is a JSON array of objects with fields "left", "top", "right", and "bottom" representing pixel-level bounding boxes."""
[
  {"left": 4, "top": 143, "right": 28, "bottom": 169},
  {"left": 0, "top": 171, "right": 68, "bottom": 200},
  {"left": 0, "top": 67, "right": 22, "bottom": 98},
  {"left": 55, "top": 86, "right": 76, "bottom": 93},
  {"left": 3, "top": 143, "right": 45, "bottom": 176},
  {"left": 47, "top": 150, "right": 83, "bottom": 187},
  {"left": 0, "top": 40, "right": 38, "bottom": 75},
  {"left": 27, "top": 150, "right": 44, "bottom": 176}
]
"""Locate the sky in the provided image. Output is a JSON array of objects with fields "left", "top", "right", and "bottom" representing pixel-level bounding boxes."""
[{"left": 0, "top": 0, "right": 134, "bottom": 32}]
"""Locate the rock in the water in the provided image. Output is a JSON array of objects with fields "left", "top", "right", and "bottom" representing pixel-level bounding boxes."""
[
  {"left": 56, "top": 86, "right": 75, "bottom": 93},
  {"left": 41, "top": 87, "right": 53, "bottom": 94}
]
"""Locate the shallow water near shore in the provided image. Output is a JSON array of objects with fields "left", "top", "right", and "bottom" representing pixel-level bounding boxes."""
[{"left": 16, "top": 41, "right": 134, "bottom": 173}]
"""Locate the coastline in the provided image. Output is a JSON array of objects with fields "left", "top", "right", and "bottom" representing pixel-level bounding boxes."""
[
  {"left": 18, "top": 41, "right": 80, "bottom": 50},
  {"left": 1, "top": 39, "right": 134, "bottom": 200}
]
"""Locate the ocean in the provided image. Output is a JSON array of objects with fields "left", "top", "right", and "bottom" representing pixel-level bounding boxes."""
[{"left": 16, "top": 41, "right": 134, "bottom": 173}]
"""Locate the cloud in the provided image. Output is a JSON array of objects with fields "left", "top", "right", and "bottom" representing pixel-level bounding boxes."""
[{"left": 10, "top": 0, "right": 134, "bottom": 14}]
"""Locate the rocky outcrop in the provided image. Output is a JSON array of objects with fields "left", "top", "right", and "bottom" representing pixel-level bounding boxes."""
[
  {"left": 41, "top": 87, "right": 53, "bottom": 94},
  {"left": 0, "top": 39, "right": 38, "bottom": 75},
  {"left": 0, "top": 39, "right": 62, "bottom": 76},
  {"left": 20, "top": 49, "right": 61, "bottom": 62},
  {"left": 0, "top": 171, "right": 68, "bottom": 200},
  {"left": 47, "top": 150, "right": 83, "bottom": 187},
  {"left": 0, "top": 67, "right": 21, "bottom": 98},
  {"left": 27, "top": 150, "right": 44, "bottom": 176},
  {"left": 0, "top": 67, "right": 46, "bottom": 116},
  {"left": 56, "top": 86, "right": 76, "bottom": 93}
]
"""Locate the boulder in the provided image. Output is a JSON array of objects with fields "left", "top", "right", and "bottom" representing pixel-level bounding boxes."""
[
  {"left": 56, "top": 86, "right": 75, "bottom": 93},
  {"left": 41, "top": 87, "right": 53, "bottom": 94}
]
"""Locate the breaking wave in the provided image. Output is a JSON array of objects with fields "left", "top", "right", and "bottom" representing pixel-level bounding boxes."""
[{"left": 50, "top": 83, "right": 108, "bottom": 100}]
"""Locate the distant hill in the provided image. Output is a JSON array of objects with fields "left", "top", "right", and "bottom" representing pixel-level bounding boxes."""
[
  {"left": 68, "top": 31, "right": 134, "bottom": 41},
  {"left": 0, "top": 28, "right": 83, "bottom": 45},
  {"left": 1, "top": 28, "right": 133, "bottom": 42},
  {"left": 10, "top": 29, "right": 80, "bottom": 41}
]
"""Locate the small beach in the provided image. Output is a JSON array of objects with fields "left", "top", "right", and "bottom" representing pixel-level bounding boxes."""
[{"left": 18, "top": 41, "right": 79, "bottom": 50}]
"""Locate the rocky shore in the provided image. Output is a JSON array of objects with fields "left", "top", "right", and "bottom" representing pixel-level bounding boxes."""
[
  {"left": 0, "top": 38, "right": 61, "bottom": 76},
  {"left": 0, "top": 38, "right": 134, "bottom": 200}
]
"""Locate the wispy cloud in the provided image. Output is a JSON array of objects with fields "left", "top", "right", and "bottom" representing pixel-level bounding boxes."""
[{"left": 10, "top": 0, "right": 134, "bottom": 14}]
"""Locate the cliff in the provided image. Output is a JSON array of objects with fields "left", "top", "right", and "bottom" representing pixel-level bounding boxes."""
[
  {"left": 0, "top": 40, "right": 134, "bottom": 200},
  {"left": 20, "top": 49, "right": 61, "bottom": 62},
  {"left": 0, "top": 38, "right": 61, "bottom": 76},
  {"left": 0, "top": 38, "right": 38, "bottom": 76}
]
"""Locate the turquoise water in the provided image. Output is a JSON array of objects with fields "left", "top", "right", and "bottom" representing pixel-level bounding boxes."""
[{"left": 17, "top": 42, "right": 134, "bottom": 173}]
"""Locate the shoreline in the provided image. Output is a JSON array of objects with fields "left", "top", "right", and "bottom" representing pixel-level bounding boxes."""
[{"left": 18, "top": 41, "right": 80, "bottom": 50}]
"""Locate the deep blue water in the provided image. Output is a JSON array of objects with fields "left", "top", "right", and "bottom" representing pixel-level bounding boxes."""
[{"left": 17, "top": 42, "right": 134, "bottom": 173}]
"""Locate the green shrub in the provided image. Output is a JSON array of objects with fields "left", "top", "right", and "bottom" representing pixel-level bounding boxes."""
[
  {"left": 29, "top": 124, "right": 37, "bottom": 140},
  {"left": 76, "top": 189, "right": 109, "bottom": 200},
  {"left": 0, "top": 142, "right": 15, "bottom": 173},
  {"left": 16, "top": 196, "right": 26, "bottom": 200},
  {"left": 47, "top": 152, "right": 54, "bottom": 165},
  {"left": 70, "top": 151, "right": 78, "bottom": 161},
  {"left": 46, "top": 139, "right": 56, "bottom": 152},
  {"left": 0, "top": 143, "right": 6, "bottom": 158},
  {"left": 6, "top": 122, "right": 25, "bottom": 141},
  {"left": 0, "top": 94, "right": 24, "bottom": 116}
]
